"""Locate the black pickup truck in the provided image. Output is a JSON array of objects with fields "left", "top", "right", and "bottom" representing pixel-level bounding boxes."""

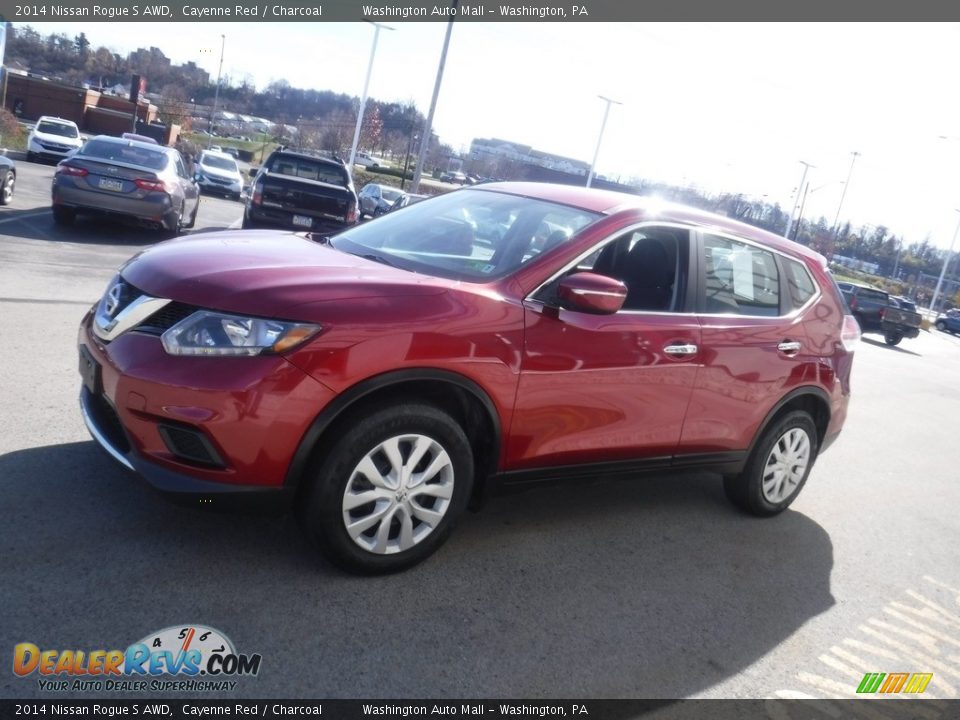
[
  {"left": 837, "top": 282, "right": 922, "bottom": 346},
  {"left": 243, "top": 148, "right": 358, "bottom": 233}
]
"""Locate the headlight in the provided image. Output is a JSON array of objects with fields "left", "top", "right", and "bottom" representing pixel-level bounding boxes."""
[{"left": 161, "top": 311, "right": 321, "bottom": 356}]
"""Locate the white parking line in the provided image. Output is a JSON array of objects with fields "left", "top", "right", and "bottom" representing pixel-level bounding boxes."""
[{"left": 0, "top": 210, "right": 50, "bottom": 226}]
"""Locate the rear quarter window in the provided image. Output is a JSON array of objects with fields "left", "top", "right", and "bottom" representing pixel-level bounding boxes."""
[{"left": 784, "top": 258, "right": 818, "bottom": 310}]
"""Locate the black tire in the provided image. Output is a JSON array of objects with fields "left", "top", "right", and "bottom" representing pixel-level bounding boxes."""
[
  {"left": 184, "top": 199, "right": 199, "bottom": 229},
  {"left": 936, "top": 320, "right": 946, "bottom": 332},
  {"left": 52, "top": 205, "right": 76, "bottom": 226},
  {"left": 241, "top": 213, "right": 257, "bottom": 230},
  {"left": 723, "top": 410, "right": 819, "bottom": 517},
  {"left": 26, "top": 152, "right": 36, "bottom": 163},
  {"left": 0, "top": 170, "right": 14, "bottom": 205},
  {"left": 163, "top": 206, "right": 183, "bottom": 238},
  {"left": 884, "top": 332, "right": 902, "bottom": 346},
  {"left": 297, "top": 403, "right": 474, "bottom": 574}
]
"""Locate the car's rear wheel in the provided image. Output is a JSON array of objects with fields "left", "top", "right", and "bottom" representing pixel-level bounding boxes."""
[
  {"left": 936, "top": 320, "right": 946, "bottom": 332},
  {"left": 884, "top": 331, "right": 902, "bottom": 346},
  {"left": 297, "top": 403, "right": 474, "bottom": 574},
  {"left": 0, "top": 171, "right": 14, "bottom": 205},
  {"left": 723, "top": 410, "right": 818, "bottom": 516},
  {"left": 184, "top": 199, "right": 199, "bottom": 229},
  {"left": 52, "top": 205, "right": 76, "bottom": 226}
]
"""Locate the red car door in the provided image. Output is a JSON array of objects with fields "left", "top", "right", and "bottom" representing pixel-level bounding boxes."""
[
  {"left": 677, "top": 231, "right": 809, "bottom": 456},
  {"left": 507, "top": 225, "right": 702, "bottom": 472}
]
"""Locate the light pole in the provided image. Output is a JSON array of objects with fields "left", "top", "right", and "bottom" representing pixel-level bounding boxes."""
[
  {"left": 412, "top": 1, "right": 458, "bottom": 193},
  {"left": 793, "top": 180, "right": 844, "bottom": 241},
  {"left": 348, "top": 22, "right": 394, "bottom": 170},
  {"left": 208, "top": 34, "right": 225, "bottom": 148},
  {"left": 784, "top": 160, "right": 814, "bottom": 241},
  {"left": 832, "top": 150, "right": 861, "bottom": 236},
  {"left": 586, "top": 95, "right": 621, "bottom": 188},
  {"left": 928, "top": 209, "right": 960, "bottom": 314}
]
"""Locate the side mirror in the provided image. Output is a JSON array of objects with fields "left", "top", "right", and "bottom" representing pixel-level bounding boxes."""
[
  {"left": 557, "top": 272, "right": 627, "bottom": 315},
  {"left": 247, "top": 168, "right": 259, "bottom": 178}
]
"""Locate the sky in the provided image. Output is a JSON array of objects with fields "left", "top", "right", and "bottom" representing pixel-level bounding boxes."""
[{"left": 20, "top": 21, "right": 960, "bottom": 251}]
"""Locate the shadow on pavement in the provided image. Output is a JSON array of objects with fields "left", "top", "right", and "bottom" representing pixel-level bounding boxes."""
[
  {"left": 861, "top": 336, "right": 922, "bottom": 357},
  {"left": 0, "top": 441, "right": 834, "bottom": 699}
]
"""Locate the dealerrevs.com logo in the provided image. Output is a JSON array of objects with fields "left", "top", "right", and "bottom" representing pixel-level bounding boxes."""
[{"left": 13, "top": 625, "right": 262, "bottom": 692}]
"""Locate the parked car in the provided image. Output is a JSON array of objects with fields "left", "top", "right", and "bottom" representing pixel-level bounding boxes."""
[
  {"left": 222, "top": 147, "right": 240, "bottom": 159},
  {"left": 121, "top": 133, "right": 159, "bottom": 145},
  {"left": 354, "top": 152, "right": 391, "bottom": 169},
  {"left": 195, "top": 149, "right": 244, "bottom": 200},
  {"left": 935, "top": 308, "right": 960, "bottom": 334},
  {"left": 51, "top": 135, "right": 200, "bottom": 235},
  {"left": 390, "top": 192, "right": 427, "bottom": 212},
  {"left": 836, "top": 282, "right": 922, "bottom": 345},
  {"left": 243, "top": 148, "right": 358, "bottom": 232},
  {"left": 27, "top": 116, "right": 83, "bottom": 163},
  {"left": 78, "top": 183, "right": 858, "bottom": 574},
  {"left": 440, "top": 171, "right": 467, "bottom": 185},
  {"left": 0, "top": 154, "right": 16, "bottom": 205},
  {"left": 358, "top": 183, "right": 405, "bottom": 218}
]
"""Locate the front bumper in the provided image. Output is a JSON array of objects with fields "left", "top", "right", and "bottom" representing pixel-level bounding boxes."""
[
  {"left": 197, "top": 176, "right": 242, "bottom": 196},
  {"left": 78, "top": 311, "right": 337, "bottom": 509}
]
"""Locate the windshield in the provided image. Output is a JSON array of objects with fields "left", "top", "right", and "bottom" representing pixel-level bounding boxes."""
[
  {"left": 331, "top": 189, "right": 600, "bottom": 282},
  {"left": 79, "top": 139, "right": 169, "bottom": 170},
  {"left": 37, "top": 121, "right": 78, "bottom": 138},
  {"left": 202, "top": 154, "right": 239, "bottom": 173},
  {"left": 382, "top": 188, "right": 403, "bottom": 203}
]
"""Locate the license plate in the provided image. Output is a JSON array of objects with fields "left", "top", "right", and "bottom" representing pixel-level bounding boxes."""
[
  {"left": 292, "top": 215, "right": 313, "bottom": 228},
  {"left": 78, "top": 344, "right": 101, "bottom": 395},
  {"left": 98, "top": 178, "right": 124, "bottom": 192}
]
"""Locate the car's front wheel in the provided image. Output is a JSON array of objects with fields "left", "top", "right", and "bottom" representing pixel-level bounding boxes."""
[
  {"left": 723, "top": 410, "right": 818, "bottom": 516},
  {"left": 936, "top": 320, "right": 946, "bottom": 332},
  {"left": 298, "top": 403, "right": 474, "bottom": 574}
]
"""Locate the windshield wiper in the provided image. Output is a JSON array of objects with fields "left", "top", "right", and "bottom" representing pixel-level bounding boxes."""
[{"left": 360, "top": 252, "right": 398, "bottom": 268}]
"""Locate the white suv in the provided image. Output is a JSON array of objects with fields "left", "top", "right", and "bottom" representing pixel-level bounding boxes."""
[
  {"left": 27, "top": 117, "right": 83, "bottom": 162},
  {"left": 195, "top": 149, "right": 243, "bottom": 200},
  {"left": 354, "top": 152, "right": 391, "bottom": 169}
]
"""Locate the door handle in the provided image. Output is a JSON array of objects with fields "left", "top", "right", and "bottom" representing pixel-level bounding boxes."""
[
  {"left": 663, "top": 343, "right": 698, "bottom": 357},
  {"left": 777, "top": 340, "right": 802, "bottom": 354}
]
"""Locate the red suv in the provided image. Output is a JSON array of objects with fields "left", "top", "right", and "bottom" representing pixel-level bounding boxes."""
[{"left": 78, "top": 183, "right": 859, "bottom": 573}]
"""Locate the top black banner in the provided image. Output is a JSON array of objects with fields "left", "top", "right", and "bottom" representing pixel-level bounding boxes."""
[{"left": 0, "top": 0, "right": 954, "bottom": 22}]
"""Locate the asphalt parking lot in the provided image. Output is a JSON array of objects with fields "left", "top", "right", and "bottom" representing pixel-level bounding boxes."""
[{"left": 1, "top": 159, "right": 959, "bottom": 703}]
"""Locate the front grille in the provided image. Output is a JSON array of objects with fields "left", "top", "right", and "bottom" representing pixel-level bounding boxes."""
[
  {"left": 87, "top": 392, "right": 131, "bottom": 454},
  {"left": 104, "top": 279, "right": 145, "bottom": 319},
  {"left": 158, "top": 423, "right": 225, "bottom": 468},
  {"left": 207, "top": 176, "right": 231, "bottom": 185},
  {"left": 134, "top": 302, "right": 199, "bottom": 335}
]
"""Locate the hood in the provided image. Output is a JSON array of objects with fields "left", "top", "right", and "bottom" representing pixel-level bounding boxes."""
[
  {"left": 199, "top": 162, "right": 241, "bottom": 181},
  {"left": 31, "top": 129, "right": 82, "bottom": 146},
  {"left": 119, "top": 230, "right": 445, "bottom": 319}
]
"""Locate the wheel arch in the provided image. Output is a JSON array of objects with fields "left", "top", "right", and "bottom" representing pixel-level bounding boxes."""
[
  {"left": 285, "top": 368, "right": 503, "bottom": 505},
  {"left": 746, "top": 386, "right": 832, "bottom": 461}
]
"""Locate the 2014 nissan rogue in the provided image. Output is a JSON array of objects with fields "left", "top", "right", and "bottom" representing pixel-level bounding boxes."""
[{"left": 78, "top": 182, "right": 859, "bottom": 573}]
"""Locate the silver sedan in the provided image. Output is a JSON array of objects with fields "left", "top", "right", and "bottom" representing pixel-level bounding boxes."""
[{"left": 51, "top": 135, "right": 201, "bottom": 236}]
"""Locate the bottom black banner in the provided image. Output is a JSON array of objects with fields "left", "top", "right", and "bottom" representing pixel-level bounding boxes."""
[{"left": 1, "top": 699, "right": 957, "bottom": 720}]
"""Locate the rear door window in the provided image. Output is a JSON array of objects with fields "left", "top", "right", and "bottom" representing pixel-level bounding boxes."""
[{"left": 702, "top": 234, "right": 780, "bottom": 316}]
